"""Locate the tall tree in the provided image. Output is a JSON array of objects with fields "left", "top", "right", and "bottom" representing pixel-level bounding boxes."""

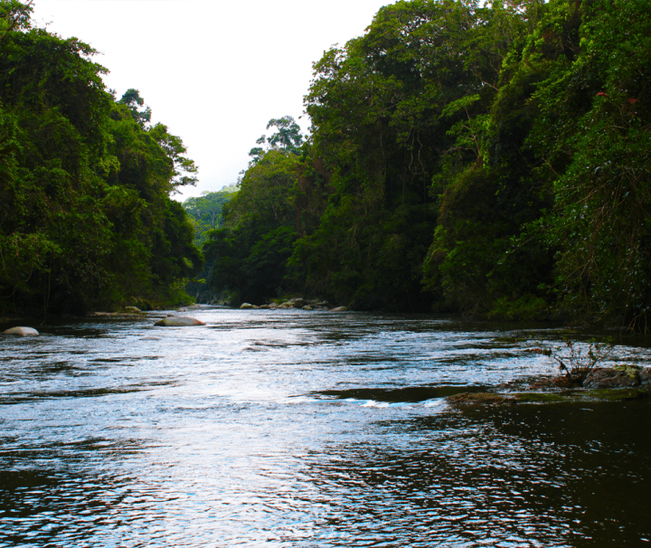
[
  {"left": 421, "top": 0, "right": 552, "bottom": 318},
  {"left": 204, "top": 118, "right": 303, "bottom": 305},
  {"left": 119, "top": 88, "right": 151, "bottom": 127},
  {"left": 292, "top": 0, "right": 508, "bottom": 310},
  {"left": 525, "top": 0, "right": 651, "bottom": 329},
  {"left": 249, "top": 115, "right": 304, "bottom": 163},
  {"left": 0, "top": 3, "right": 202, "bottom": 314}
]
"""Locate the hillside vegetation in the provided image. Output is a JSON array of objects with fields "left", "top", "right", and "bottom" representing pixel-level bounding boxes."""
[
  {"left": 4, "top": 0, "right": 651, "bottom": 332},
  {"left": 0, "top": 1, "right": 202, "bottom": 315},
  {"left": 202, "top": 0, "right": 651, "bottom": 331}
]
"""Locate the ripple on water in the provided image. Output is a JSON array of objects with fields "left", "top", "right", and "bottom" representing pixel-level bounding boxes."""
[{"left": 1, "top": 309, "right": 651, "bottom": 547}]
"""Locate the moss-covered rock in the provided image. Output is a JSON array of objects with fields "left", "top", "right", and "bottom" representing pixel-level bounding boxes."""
[
  {"left": 583, "top": 366, "right": 641, "bottom": 389},
  {"left": 513, "top": 392, "right": 568, "bottom": 404},
  {"left": 582, "top": 388, "right": 648, "bottom": 402},
  {"left": 447, "top": 392, "right": 509, "bottom": 407},
  {"left": 446, "top": 387, "right": 650, "bottom": 409}
]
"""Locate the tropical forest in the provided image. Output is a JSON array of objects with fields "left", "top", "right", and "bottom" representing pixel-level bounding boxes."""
[
  {"left": 2, "top": 0, "right": 651, "bottom": 332},
  {"left": 3, "top": 3, "right": 651, "bottom": 543}
]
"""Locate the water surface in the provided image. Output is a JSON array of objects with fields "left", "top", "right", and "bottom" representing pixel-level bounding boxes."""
[{"left": 1, "top": 308, "right": 650, "bottom": 546}]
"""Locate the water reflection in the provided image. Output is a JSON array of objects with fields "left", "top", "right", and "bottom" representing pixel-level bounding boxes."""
[
  {"left": 0, "top": 435, "right": 148, "bottom": 547},
  {"left": 1, "top": 309, "right": 650, "bottom": 546},
  {"left": 486, "top": 402, "right": 651, "bottom": 547},
  {"left": 299, "top": 415, "right": 558, "bottom": 547},
  {"left": 299, "top": 401, "right": 651, "bottom": 547}
]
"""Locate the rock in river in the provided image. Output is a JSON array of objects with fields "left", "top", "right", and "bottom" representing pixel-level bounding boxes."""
[
  {"left": 3, "top": 326, "right": 40, "bottom": 336},
  {"left": 154, "top": 316, "right": 205, "bottom": 327}
]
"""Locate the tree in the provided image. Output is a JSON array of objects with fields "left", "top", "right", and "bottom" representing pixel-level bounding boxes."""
[
  {"left": 204, "top": 123, "right": 302, "bottom": 305},
  {"left": 119, "top": 88, "right": 151, "bottom": 127},
  {"left": 249, "top": 115, "right": 304, "bottom": 163},
  {"left": 148, "top": 122, "right": 198, "bottom": 189},
  {"left": 183, "top": 189, "right": 236, "bottom": 247},
  {"left": 0, "top": 6, "right": 202, "bottom": 314},
  {"left": 525, "top": 0, "right": 651, "bottom": 330},
  {"left": 0, "top": 0, "right": 32, "bottom": 43},
  {"left": 292, "top": 0, "right": 507, "bottom": 310},
  {"left": 419, "top": 0, "right": 553, "bottom": 318}
]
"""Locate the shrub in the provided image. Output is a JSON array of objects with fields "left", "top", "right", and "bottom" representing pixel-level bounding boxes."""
[{"left": 535, "top": 339, "right": 613, "bottom": 387}]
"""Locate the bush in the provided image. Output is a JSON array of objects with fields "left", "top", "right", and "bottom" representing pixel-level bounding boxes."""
[{"left": 535, "top": 339, "right": 614, "bottom": 387}]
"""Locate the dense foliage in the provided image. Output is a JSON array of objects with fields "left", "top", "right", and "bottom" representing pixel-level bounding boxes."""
[
  {"left": 183, "top": 188, "right": 237, "bottom": 248},
  {"left": 204, "top": 0, "right": 651, "bottom": 331},
  {"left": 0, "top": 1, "right": 202, "bottom": 315},
  {"left": 181, "top": 187, "right": 236, "bottom": 303},
  {"left": 202, "top": 118, "right": 304, "bottom": 305},
  {"left": 5, "top": 0, "right": 650, "bottom": 330}
]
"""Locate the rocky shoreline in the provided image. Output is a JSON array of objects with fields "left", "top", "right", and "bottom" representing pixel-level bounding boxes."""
[{"left": 239, "top": 297, "right": 347, "bottom": 311}]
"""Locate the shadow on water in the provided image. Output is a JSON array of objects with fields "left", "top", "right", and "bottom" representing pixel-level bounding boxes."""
[
  {"left": 0, "top": 437, "right": 151, "bottom": 547},
  {"left": 298, "top": 401, "right": 651, "bottom": 547},
  {"left": 314, "top": 385, "right": 492, "bottom": 403},
  {"left": 0, "top": 380, "right": 176, "bottom": 405},
  {"left": 478, "top": 400, "right": 651, "bottom": 547}
]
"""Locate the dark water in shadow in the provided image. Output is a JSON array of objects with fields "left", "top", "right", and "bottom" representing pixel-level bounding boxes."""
[{"left": 1, "top": 308, "right": 650, "bottom": 546}]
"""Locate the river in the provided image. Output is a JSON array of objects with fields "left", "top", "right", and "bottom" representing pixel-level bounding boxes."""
[{"left": 1, "top": 307, "right": 650, "bottom": 547}]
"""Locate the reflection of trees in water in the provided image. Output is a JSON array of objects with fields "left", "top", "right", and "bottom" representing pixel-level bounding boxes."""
[
  {"left": 300, "top": 405, "right": 651, "bottom": 547},
  {"left": 0, "top": 438, "right": 148, "bottom": 546}
]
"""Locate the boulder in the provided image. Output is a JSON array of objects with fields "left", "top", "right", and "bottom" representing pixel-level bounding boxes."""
[
  {"left": 3, "top": 326, "right": 39, "bottom": 336},
  {"left": 583, "top": 366, "right": 640, "bottom": 389},
  {"left": 330, "top": 306, "right": 348, "bottom": 312},
  {"left": 123, "top": 306, "right": 144, "bottom": 314},
  {"left": 639, "top": 368, "right": 651, "bottom": 386},
  {"left": 154, "top": 316, "right": 205, "bottom": 327},
  {"left": 279, "top": 298, "right": 307, "bottom": 309},
  {"left": 240, "top": 303, "right": 258, "bottom": 309}
]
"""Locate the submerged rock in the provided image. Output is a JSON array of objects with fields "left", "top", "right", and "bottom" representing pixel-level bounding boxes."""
[
  {"left": 447, "top": 387, "right": 650, "bottom": 409},
  {"left": 447, "top": 392, "right": 509, "bottom": 407},
  {"left": 154, "top": 316, "right": 204, "bottom": 327},
  {"left": 90, "top": 311, "right": 146, "bottom": 319},
  {"left": 3, "top": 326, "right": 39, "bottom": 336},
  {"left": 447, "top": 366, "right": 651, "bottom": 409}
]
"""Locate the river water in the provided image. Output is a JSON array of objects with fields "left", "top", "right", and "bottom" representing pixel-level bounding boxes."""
[{"left": 1, "top": 307, "right": 650, "bottom": 547}]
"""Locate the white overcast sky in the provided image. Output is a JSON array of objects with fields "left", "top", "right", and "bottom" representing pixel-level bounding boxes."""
[{"left": 30, "top": 0, "right": 391, "bottom": 200}]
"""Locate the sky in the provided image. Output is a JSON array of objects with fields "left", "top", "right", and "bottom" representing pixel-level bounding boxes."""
[{"left": 30, "top": 0, "right": 391, "bottom": 201}]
